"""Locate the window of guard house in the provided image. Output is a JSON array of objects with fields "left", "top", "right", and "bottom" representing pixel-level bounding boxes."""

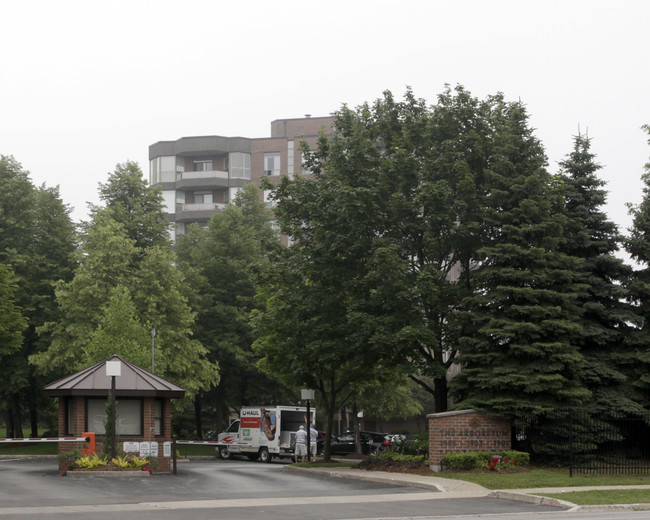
[
  {"left": 193, "top": 191, "right": 213, "bottom": 204},
  {"left": 86, "top": 398, "right": 143, "bottom": 436},
  {"left": 65, "top": 397, "right": 74, "bottom": 435},
  {"left": 264, "top": 152, "right": 281, "bottom": 176},
  {"left": 154, "top": 399, "right": 163, "bottom": 435},
  {"left": 193, "top": 159, "right": 212, "bottom": 172}
]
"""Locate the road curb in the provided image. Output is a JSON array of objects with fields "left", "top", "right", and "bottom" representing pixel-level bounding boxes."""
[
  {"left": 488, "top": 490, "right": 650, "bottom": 512},
  {"left": 285, "top": 465, "right": 444, "bottom": 492},
  {"left": 488, "top": 490, "right": 577, "bottom": 509}
]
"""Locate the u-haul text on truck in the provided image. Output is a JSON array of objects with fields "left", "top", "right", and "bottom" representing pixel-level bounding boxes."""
[{"left": 216, "top": 406, "right": 315, "bottom": 463}]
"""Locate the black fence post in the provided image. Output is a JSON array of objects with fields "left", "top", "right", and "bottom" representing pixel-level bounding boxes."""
[
  {"left": 569, "top": 408, "right": 574, "bottom": 478},
  {"left": 172, "top": 435, "right": 177, "bottom": 475}
]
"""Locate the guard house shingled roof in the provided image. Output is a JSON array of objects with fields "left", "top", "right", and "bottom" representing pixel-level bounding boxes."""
[{"left": 43, "top": 355, "right": 185, "bottom": 398}]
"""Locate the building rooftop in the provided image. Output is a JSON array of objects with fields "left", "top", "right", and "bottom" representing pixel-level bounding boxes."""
[{"left": 43, "top": 355, "right": 186, "bottom": 398}]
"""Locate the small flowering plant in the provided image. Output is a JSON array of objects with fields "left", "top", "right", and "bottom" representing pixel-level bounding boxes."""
[
  {"left": 487, "top": 454, "right": 518, "bottom": 471},
  {"left": 112, "top": 454, "right": 150, "bottom": 469}
]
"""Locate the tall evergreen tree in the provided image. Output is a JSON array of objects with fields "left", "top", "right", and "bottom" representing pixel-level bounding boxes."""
[
  {"left": 557, "top": 133, "right": 639, "bottom": 415},
  {"left": 450, "top": 100, "right": 590, "bottom": 418},
  {"left": 625, "top": 125, "right": 650, "bottom": 409}
]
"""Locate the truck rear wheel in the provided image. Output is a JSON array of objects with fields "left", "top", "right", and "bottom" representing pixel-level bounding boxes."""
[
  {"left": 258, "top": 447, "right": 271, "bottom": 463},
  {"left": 218, "top": 446, "right": 232, "bottom": 460}
]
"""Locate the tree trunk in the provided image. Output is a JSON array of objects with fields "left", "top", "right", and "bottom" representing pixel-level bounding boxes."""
[
  {"left": 352, "top": 402, "right": 362, "bottom": 454},
  {"left": 194, "top": 395, "right": 203, "bottom": 439},
  {"left": 434, "top": 376, "right": 448, "bottom": 413},
  {"left": 11, "top": 394, "right": 23, "bottom": 438},
  {"left": 6, "top": 406, "right": 14, "bottom": 438},
  {"left": 29, "top": 380, "right": 39, "bottom": 437}
]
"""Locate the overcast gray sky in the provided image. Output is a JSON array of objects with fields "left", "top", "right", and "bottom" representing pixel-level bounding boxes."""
[{"left": 2, "top": 0, "right": 648, "bottom": 232}]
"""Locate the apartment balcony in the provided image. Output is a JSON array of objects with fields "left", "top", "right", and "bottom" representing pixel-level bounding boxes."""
[
  {"left": 175, "top": 170, "right": 230, "bottom": 189},
  {"left": 174, "top": 202, "right": 227, "bottom": 223}
]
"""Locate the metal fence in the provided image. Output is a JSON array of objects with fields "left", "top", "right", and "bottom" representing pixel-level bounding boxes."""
[{"left": 511, "top": 408, "right": 650, "bottom": 476}]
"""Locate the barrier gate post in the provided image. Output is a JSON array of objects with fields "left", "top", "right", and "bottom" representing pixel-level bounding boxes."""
[{"left": 82, "top": 432, "right": 96, "bottom": 456}]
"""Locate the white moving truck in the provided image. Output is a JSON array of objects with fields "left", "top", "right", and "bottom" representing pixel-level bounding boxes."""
[{"left": 216, "top": 406, "right": 315, "bottom": 463}]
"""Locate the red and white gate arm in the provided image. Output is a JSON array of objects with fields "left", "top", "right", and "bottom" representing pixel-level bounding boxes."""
[
  {"left": 0, "top": 437, "right": 89, "bottom": 443},
  {"left": 175, "top": 440, "right": 221, "bottom": 445}
]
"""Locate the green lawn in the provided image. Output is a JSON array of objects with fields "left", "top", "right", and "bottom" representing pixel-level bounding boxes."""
[
  {"left": 176, "top": 444, "right": 218, "bottom": 457},
  {"left": 0, "top": 443, "right": 58, "bottom": 455},
  {"left": 542, "top": 489, "right": 650, "bottom": 505},
  {"left": 440, "top": 468, "right": 650, "bottom": 489}
]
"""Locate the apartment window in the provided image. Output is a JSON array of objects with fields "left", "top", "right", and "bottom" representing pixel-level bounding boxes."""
[
  {"left": 301, "top": 151, "right": 314, "bottom": 174},
  {"left": 193, "top": 191, "right": 213, "bottom": 204},
  {"left": 193, "top": 160, "right": 212, "bottom": 172},
  {"left": 229, "top": 152, "right": 251, "bottom": 179},
  {"left": 287, "top": 141, "right": 294, "bottom": 179},
  {"left": 264, "top": 152, "right": 281, "bottom": 176},
  {"left": 149, "top": 159, "right": 158, "bottom": 185},
  {"left": 86, "top": 398, "right": 143, "bottom": 436},
  {"left": 162, "top": 190, "right": 175, "bottom": 213},
  {"left": 229, "top": 186, "right": 241, "bottom": 203}
]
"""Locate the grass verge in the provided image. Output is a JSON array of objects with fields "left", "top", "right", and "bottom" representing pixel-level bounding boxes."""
[
  {"left": 439, "top": 468, "right": 650, "bottom": 489},
  {"left": 176, "top": 444, "right": 219, "bottom": 457},
  {"left": 542, "top": 489, "right": 650, "bottom": 505},
  {"left": 0, "top": 443, "right": 58, "bottom": 455}
]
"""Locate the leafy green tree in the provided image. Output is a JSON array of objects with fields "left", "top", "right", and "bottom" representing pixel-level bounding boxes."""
[
  {"left": 557, "top": 133, "right": 639, "bottom": 416},
  {"left": 32, "top": 164, "right": 218, "bottom": 402},
  {"left": 0, "top": 156, "right": 76, "bottom": 436},
  {"left": 176, "top": 183, "right": 288, "bottom": 435},
  {"left": 81, "top": 285, "right": 152, "bottom": 368},
  {"left": 625, "top": 124, "right": 650, "bottom": 408},
  {"left": 255, "top": 92, "right": 460, "bottom": 456},
  {"left": 450, "top": 99, "right": 590, "bottom": 418},
  {"left": 256, "top": 88, "right": 504, "bottom": 430},
  {"left": 92, "top": 161, "right": 170, "bottom": 250},
  {"left": 0, "top": 264, "right": 27, "bottom": 359}
]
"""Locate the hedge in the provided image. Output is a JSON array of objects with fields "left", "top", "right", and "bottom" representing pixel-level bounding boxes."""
[{"left": 441, "top": 450, "right": 530, "bottom": 470}]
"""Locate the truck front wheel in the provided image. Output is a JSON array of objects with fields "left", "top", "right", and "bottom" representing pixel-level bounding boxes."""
[
  {"left": 258, "top": 447, "right": 271, "bottom": 463},
  {"left": 219, "top": 446, "right": 232, "bottom": 460}
]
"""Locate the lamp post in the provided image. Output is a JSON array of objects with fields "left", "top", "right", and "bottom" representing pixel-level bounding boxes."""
[
  {"left": 151, "top": 327, "right": 156, "bottom": 373},
  {"left": 106, "top": 359, "right": 122, "bottom": 460},
  {"left": 301, "top": 389, "right": 315, "bottom": 462}
]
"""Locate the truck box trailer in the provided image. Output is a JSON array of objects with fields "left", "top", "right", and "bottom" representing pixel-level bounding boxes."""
[{"left": 216, "top": 405, "right": 315, "bottom": 462}]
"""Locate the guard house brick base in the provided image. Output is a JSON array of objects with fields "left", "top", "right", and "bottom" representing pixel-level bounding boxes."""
[
  {"left": 56, "top": 396, "right": 174, "bottom": 473},
  {"left": 428, "top": 409, "right": 511, "bottom": 472},
  {"left": 45, "top": 355, "right": 185, "bottom": 474}
]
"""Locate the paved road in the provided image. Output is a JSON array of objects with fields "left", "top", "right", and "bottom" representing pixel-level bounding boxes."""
[{"left": 0, "top": 457, "right": 569, "bottom": 520}]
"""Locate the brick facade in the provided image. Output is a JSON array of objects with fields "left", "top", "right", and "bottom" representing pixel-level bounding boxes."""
[
  {"left": 56, "top": 396, "right": 174, "bottom": 473},
  {"left": 428, "top": 409, "right": 511, "bottom": 472}
]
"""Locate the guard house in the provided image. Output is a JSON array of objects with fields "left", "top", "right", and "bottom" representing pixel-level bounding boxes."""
[{"left": 44, "top": 355, "right": 185, "bottom": 473}]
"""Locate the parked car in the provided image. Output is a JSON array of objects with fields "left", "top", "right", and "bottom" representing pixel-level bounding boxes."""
[{"left": 329, "top": 431, "right": 391, "bottom": 456}]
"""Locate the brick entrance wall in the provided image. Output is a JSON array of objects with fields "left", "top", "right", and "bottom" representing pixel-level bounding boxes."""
[{"left": 428, "top": 409, "right": 511, "bottom": 472}]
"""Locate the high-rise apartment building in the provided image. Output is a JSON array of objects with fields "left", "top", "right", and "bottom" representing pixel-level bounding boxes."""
[{"left": 148, "top": 115, "right": 334, "bottom": 241}]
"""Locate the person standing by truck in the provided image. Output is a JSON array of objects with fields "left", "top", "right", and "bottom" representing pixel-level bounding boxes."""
[
  {"left": 294, "top": 425, "right": 308, "bottom": 462},
  {"left": 309, "top": 423, "right": 318, "bottom": 461}
]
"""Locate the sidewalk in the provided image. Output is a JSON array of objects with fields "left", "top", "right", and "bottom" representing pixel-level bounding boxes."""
[{"left": 287, "top": 465, "right": 650, "bottom": 512}]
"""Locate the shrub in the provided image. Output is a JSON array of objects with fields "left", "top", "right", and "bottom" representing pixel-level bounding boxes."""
[
  {"left": 377, "top": 451, "right": 425, "bottom": 464},
  {"left": 76, "top": 453, "right": 108, "bottom": 469},
  {"left": 112, "top": 454, "right": 150, "bottom": 468},
  {"left": 58, "top": 449, "right": 82, "bottom": 475},
  {"left": 442, "top": 450, "right": 529, "bottom": 471}
]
